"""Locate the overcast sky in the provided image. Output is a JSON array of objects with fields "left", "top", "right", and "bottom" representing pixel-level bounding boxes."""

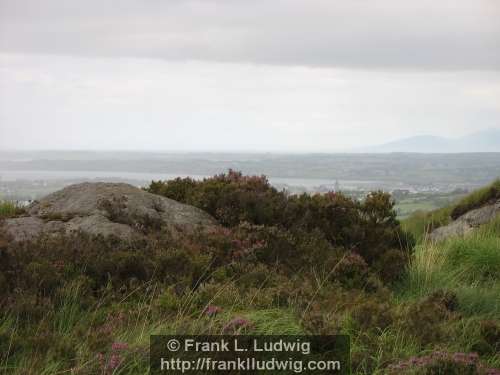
[{"left": 0, "top": 0, "right": 499, "bottom": 152}]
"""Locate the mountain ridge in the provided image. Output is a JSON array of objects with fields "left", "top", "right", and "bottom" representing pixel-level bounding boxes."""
[{"left": 361, "top": 128, "right": 500, "bottom": 153}]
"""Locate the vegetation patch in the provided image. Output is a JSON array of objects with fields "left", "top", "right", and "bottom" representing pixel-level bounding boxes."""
[
  {"left": 0, "top": 172, "right": 498, "bottom": 374},
  {"left": 403, "top": 179, "right": 500, "bottom": 241},
  {"left": 451, "top": 179, "right": 500, "bottom": 220},
  {"left": 0, "top": 201, "right": 25, "bottom": 219}
]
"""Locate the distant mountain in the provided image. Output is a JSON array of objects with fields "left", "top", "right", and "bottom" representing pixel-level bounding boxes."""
[{"left": 363, "top": 128, "right": 500, "bottom": 153}]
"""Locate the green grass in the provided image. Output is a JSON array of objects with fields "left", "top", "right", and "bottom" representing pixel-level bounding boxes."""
[
  {"left": 401, "top": 216, "right": 500, "bottom": 318},
  {"left": 2, "top": 178, "right": 500, "bottom": 374},
  {"left": 0, "top": 200, "right": 25, "bottom": 219},
  {"left": 392, "top": 214, "right": 500, "bottom": 371},
  {"left": 451, "top": 179, "right": 500, "bottom": 219},
  {"left": 245, "top": 309, "right": 303, "bottom": 335},
  {"left": 401, "top": 206, "right": 453, "bottom": 242},
  {"left": 402, "top": 178, "right": 500, "bottom": 242}
]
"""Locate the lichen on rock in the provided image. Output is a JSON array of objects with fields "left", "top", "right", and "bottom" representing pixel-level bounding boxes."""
[{"left": 2, "top": 182, "right": 217, "bottom": 242}]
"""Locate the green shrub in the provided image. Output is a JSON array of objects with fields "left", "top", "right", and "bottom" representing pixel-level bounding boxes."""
[
  {"left": 156, "top": 288, "right": 182, "bottom": 313},
  {"left": 147, "top": 171, "right": 413, "bottom": 280},
  {"left": 331, "top": 252, "right": 370, "bottom": 289},
  {"left": 388, "top": 351, "right": 488, "bottom": 374},
  {"left": 24, "top": 260, "right": 62, "bottom": 295},
  {"left": 5, "top": 173, "right": 499, "bottom": 374},
  {"left": 351, "top": 298, "right": 394, "bottom": 331},
  {"left": 478, "top": 320, "right": 500, "bottom": 354},
  {"left": 403, "top": 291, "right": 458, "bottom": 346},
  {"left": 148, "top": 170, "right": 287, "bottom": 227}
]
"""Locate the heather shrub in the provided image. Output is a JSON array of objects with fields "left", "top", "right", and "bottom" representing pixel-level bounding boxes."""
[
  {"left": 0, "top": 271, "right": 7, "bottom": 295},
  {"left": 111, "top": 251, "right": 151, "bottom": 281},
  {"left": 147, "top": 171, "right": 414, "bottom": 280},
  {"left": 243, "top": 287, "right": 275, "bottom": 308},
  {"left": 47, "top": 335, "right": 78, "bottom": 368},
  {"left": 155, "top": 248, "right": 211, "bottom": 287},
  {"left": 387, "top": 351, "right": 500, "bottom": 375},
  {"left": 192, "top": 281, "right": 242, "bottom": 310},
  {"left": 331, "top": 251, "right": 371, "bottom": 289},
  {"left": 372, "top": 247, "right": 409, "bottom": 283},
  {"left": 237, "top": 263, "right": 272, "bottom": 289},
  {"left": 403, "top": 293, "right": 457, "bottom": 346},
  {"left": 148, "top": 177, "right": 198, "bottom": 203},
  {"left": 156, "top": 288, "right": 182, "bottom": 313},
  {"left": 149, "top": 170, "right": 287, "bottom": 227},
  {"left": 477, "top": 320, "right": 500, "bottom": 354},
  {"left": 286, "top": 191, "right": 362, "bottom": 247},
  {"left": 5, "top": 173, "right": 499, "bottom": 374},
  {"left": 236, "top": 224, "right": 301, "bottom": 269},
  {"left": 24, "top": 260, "right": 62, "bottom": 295},
  {"left": 427, "top": 289, "right": 460, "bottom": 312},
  {"left": 301, "top": 305, "right": 342, "bottom": 335},
  {"left": 9, "top": 293, "right": 49, "bottom": 322},
  {"left": 351, "top": 298, "right": 394, "bottom": 331}
]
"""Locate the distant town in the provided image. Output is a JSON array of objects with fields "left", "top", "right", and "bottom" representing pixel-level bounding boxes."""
[{"left": 2, "top": 150, "right": 494, "bottom": 218}]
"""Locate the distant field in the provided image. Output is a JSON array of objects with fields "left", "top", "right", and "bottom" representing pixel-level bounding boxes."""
[
  {"left": 1, "top": 152, "right": 498, "bottom": 214},
  {"left": 1, "top": 151, "right": 499, "bottom": 186},
  {"left": 395, "top": 191, "right": 468, "bottom": 218}
]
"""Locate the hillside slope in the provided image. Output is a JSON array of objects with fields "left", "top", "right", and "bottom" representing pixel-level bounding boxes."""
[
  {"left": 1, "top": 172, "right": 499, "bottom": 374},
  {"left": 403, "top": 179, "right": 500, "bottom": 242},
  {"left": 365, "top": 128, "right": 500, "bottom": 153}
]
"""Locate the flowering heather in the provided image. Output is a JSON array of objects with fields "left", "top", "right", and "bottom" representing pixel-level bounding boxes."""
[
  {"left": 387, "top": 351, "right": 500, "bottom": 374},
  {"left": 97, "top": 342, "right": 129, "bottom": 373},
  {"left": 222, "top": 317, "right": 253, "bottom": 333},
  {"left": 111, "top": 341, "right": 129, "bottom": 351},
  {"left": 106, "top": 353, "right": 123, "bottom": 371},
  {"left": 1, "top": 174, "right": 498, "bottom": 374},
  {"left": 204, "top": 305, "right": 223, "bottom": 317}
]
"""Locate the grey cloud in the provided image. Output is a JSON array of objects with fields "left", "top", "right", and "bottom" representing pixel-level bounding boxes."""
[{"left": 0, "top": 0, "right": 499, "bottom": 69}]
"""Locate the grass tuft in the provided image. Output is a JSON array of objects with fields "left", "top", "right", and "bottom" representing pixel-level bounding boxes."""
[
  {"left": 0, "top": 200, "right": 25, "bottom": 219},
  {"left": 403, "top": 178, "right": 500, "bottom": 241}
]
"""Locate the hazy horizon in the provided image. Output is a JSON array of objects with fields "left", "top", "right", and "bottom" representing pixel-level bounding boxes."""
[
  {"left": 1, "top": 1, "right": 499, "bottom": 152},
  {"left": 1, "top": 128, "right": 500, "bottom": 153}
]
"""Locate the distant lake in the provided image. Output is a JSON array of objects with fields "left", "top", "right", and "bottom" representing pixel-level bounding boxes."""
[{"left": 0, "top": 169, "right": 385, "bottom": 190}]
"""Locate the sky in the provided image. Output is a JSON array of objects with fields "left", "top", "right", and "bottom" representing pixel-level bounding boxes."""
[{"left": 0, "top": 0, "right": 499, "bottom": 152}]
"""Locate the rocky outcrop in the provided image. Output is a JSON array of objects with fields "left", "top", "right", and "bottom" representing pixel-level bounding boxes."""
[
  {"left": 429, "top": 200, "right": 500, "bottom": 242},
  {"left": 2, "top": 182, "right": 217, "bottom": 242}
]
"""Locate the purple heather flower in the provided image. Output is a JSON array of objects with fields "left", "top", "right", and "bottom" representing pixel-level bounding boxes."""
[
  {"left": 111, "top": 342, "right": 129, "bottom": 351},
  {"left": 107, "top": 354, "right": 123, "bottom": 370},
  {"left": 223, "top": 317, "right": 253, "bottom": 333},
  {"left": 204, "top": 305, "right": 222, "bottom": 317}
]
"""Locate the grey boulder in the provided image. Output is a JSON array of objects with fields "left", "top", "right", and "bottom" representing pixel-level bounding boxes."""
[
  {"left": 2, "top": 182, "right": 217, "bottom": 242},
  {"left": 429, "top": 200, "right": 500, "bottom": 242}
]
